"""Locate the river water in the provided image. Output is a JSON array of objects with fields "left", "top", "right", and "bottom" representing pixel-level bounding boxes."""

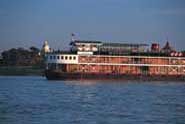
[{"left": 0, "top": 76, "right": 184, "bottom": 124}]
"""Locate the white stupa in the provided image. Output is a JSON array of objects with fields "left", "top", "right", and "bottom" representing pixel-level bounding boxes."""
[{"left": 42, "top": 41, "right": 51, "bottom": 53}]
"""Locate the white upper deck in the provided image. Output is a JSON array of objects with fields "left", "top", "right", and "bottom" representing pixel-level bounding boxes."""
[{"left": 46, "top": 54, "right": 78, "bottom": 64}]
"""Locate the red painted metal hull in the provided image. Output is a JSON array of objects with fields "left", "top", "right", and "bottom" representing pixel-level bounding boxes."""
[{"left": 45, "top": 70, "right": 185, "bottom": 81}]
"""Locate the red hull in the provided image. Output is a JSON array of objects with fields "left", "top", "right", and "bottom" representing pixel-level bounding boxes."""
[{"left": 45, "top": 70, "right": 185, "bottom": 81}]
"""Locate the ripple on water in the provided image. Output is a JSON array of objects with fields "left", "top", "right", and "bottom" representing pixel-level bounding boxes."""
[{"left": 0, "top": 76, "right": 185, "bottom": 124}]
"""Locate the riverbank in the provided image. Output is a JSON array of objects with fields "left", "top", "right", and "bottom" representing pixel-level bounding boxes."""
[{"left": 0, "top": 66, "right": 44, "bottom": 76}]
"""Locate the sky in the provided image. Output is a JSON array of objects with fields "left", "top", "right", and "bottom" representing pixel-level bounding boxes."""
[{"left": 0, "top": 0, "right": 185, "bottom": 52}]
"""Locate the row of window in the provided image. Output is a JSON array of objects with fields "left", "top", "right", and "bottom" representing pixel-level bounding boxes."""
[{"left": 49, "top": 55, "right": 76, "bottom": 60}]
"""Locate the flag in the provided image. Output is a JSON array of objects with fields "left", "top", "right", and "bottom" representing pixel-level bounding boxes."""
[{"left": 71, "top": 33, "right": 75, "bottom": 36}]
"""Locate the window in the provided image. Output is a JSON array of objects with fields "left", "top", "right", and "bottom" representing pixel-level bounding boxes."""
[
  {"left": 69, "top": 56, "right": 72, "bottom": 60},
  {"left": 57, "top": 56, "right": 60, "bottom": 59},
  {"left": 73, "top": 56, "right": 76, "bottom": 60},
  {"left": 65, "top": 56, "right": 68, "bottom": 60},
  {"left": 61, "top": 56, "right": 63, "bottom": 60},
  {"left": 50, "top": 56, "right": 52, "bottom": 59},
  {"left": 53, "top": 56, "right": 56, "bottom": 59}
]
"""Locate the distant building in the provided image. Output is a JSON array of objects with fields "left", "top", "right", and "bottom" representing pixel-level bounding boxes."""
[
  {"left": 151, "top": 43, "right": 160, "bottom": 53},
  {"left": 161, "top": 41, "right": 175, "bottom": 53},
  {"left": 42, "top": 41, "right": 51, "bottom": 53}
]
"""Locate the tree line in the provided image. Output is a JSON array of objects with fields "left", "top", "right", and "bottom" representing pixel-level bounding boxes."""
[{"left": 1, "top": 46, "right": 44, "bottom": 67}]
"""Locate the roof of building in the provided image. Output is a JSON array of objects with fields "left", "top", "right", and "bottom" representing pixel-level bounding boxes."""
[
  {"left": 102, "top": 43, "right": 149, "bottom": 47},
  {"left": 70, "top": 40, "right": 148, "bottom": 47},
  {"left": 70, "top": 40, "right": 102, "bottom": 45},
  {"left": 162, "top": 41, "right": 174, "bottom": 51}
]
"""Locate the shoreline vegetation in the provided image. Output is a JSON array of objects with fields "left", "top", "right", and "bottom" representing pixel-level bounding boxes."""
[
  {"left": 0, "top": 66, "right": 44, "bottom": 76},
  {"left": 0, "top": 46, "right": 45, "bottom": 76}
]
